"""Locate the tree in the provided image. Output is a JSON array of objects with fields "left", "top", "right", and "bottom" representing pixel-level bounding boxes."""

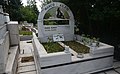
[
  {"left": 5, "top": 0, "right": 22, "bottom": 21},
  {"left": 20, "top": 6, "right": 38, "bottom": 24},
  {"left": 27, "top": 0, "right": 39, "bottom": 15},
  {"left": 20, "top": 0, "right": 39, "bottom": 24}
]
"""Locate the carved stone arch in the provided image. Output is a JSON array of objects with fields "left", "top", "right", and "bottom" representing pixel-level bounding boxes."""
[{"left": 38, "top": 2, "right": 74, "bottom": 42}]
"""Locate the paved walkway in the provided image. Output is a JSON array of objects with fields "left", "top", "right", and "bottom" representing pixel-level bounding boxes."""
[
  {"left": 93, "top": 60, "right": 120, "bottom": 74},
  {"left": 17, "top": 40, "right": 37, "bottom": 74}
]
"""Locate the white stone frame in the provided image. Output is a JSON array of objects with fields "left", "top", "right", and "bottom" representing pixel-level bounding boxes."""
[{"left": 38, "top": 2, "right": 75, "bottom": 42}]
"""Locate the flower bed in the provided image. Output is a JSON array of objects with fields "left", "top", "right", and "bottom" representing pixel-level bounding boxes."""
[
  {"left": 42, "top": 42, "right": 64, "bottom": 53},
  {"left": 63, "top": 41, "right": 90, "bottom": 54}
]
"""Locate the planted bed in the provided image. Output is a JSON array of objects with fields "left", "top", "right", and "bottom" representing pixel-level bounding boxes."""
[
  {"left": 64, "top": 41, "right": 90, "bottom": 54},
  {"left": 42, "top": 42, "right": 64, "bottom": 53}
]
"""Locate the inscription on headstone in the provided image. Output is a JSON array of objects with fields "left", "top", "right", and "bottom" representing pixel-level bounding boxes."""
[{"left": 53, "top": 34, "right": 64, "bottom": 42}]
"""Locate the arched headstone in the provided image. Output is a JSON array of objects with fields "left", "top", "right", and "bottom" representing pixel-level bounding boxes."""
[{"left": 38, "top": 2, "right": 74, "bottom": 42}]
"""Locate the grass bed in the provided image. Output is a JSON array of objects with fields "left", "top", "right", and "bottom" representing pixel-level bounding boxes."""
[
  {"left": 19, "top": 31, "right": 32, "bottom": 35},
  {"left": 64, "top": 41, "right": 90, "bottom": 54},
  {"left": 42, "top": 42, "right": 64, "bottom": 53}
]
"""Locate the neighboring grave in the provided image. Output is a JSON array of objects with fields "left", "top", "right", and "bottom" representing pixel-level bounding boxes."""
[{"left": 38, "top": 2, "right": 74, "bottom": 42}]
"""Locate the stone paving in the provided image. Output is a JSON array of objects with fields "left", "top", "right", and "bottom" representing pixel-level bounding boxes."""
[
  {"left": 95, "top": 60, "right": 120, "bottom": 74},
  {"left": 17, "top": 40, "right": 37, "bottom": 74}
]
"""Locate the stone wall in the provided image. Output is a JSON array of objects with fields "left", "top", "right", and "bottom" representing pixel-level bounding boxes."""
[
  {"left": 0, "top": 6, "right": 19, "bottom": 73},
  {"left": 0, "top": 25, "right": 6, "bottom": 39},
  {"left": 0, "top": 7, "right": 10, "bottom": 73},
  {"left": 0, "top": 31, "right": 9, "bottom": 73}
]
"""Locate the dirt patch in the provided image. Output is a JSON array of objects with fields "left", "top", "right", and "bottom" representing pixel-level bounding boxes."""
[
  {"left": 64, "top": 41, "right": 90, "bottom": 54},
  {"left": 21, "top": 56, "right": 34, "bottom": 63}
]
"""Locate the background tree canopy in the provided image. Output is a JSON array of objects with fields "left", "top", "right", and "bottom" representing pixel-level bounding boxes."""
[{"left": 1, "top": 0, "right": 39, "bottom": 24}]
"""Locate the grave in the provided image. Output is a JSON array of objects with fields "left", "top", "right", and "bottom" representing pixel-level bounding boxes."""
[
  {"left": 33, "top": 2, "right": 114, "bottom": 74},
  {"left": 38, "top": 2, "right": 74, "bottom": 42}
]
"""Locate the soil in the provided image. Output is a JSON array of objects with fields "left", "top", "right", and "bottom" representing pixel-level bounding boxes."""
[
  {"left": 64, "top": 41, "right": 90, "bottom": 54},
  {"left": 21, "top": 56, "right": 34, "bottom": 63}
]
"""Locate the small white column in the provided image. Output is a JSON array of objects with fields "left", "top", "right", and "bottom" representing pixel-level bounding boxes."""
[
  {"left": 64, "top": 46, "right": 70, "bottom": 53},
  {"left": 4, "top": 13, "right": 10, "bottom": 23},
  {"left": 7, "top": 21, "right": 20, "bottom": 46}
]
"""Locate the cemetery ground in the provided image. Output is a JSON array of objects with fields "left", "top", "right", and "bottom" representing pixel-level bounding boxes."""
[{"left": 17, "top": 40, "right": 37, "bottom": 74}]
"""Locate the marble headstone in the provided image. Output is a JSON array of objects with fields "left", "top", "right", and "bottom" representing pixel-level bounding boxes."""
[{"left": 38, "top": 2, "right": 75, "bottom": 42}]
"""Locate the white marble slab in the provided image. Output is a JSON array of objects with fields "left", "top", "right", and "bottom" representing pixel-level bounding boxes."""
[
  {"left": 17, "top": 65, "right": 36, "bottom": 73},
  {"left": 18, "top": 62, "right": 35, "bottom": 67},
  {"left": 41, "top": 56, "right": 113, "bottom": 74},
  {"left": 40, "top": 52, "right": 71, "bottom": 67},
  {"left": 19, "top": 53, "right": 33, "bottom": 58},
  {"left": 7, "top": 24, "right": 19, "bottom": 34},
  {"left": 0, "top": 32, "right": 9, "bottom": 73},
  {"left": 0, "top": 25, "right": 6, "bottom": 39},
  {"left": 19, "top": 71, "right": 36, "bottom": 74},
  {"left": 0, "top": 13, "right": 5, "bottom": 26},
  {"left": 5, "top": 46, "right": 19, "bottom": 74},
  {"left": 9, "top": 34, "right": 20, "bottom": 45}
]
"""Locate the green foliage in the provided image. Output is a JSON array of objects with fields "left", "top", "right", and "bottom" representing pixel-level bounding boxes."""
[
  {"left": 44, "top": 20, "right": 69, "bottom": 25},
  {"left": 20, "top": 26, "right": 32, "bottom": 35},
  {"left": 42, "top": 42, "right": 64, "bottom": 53},
  {"left": 44, "top": 13, "right": 52, "bottom": 19},
  {"left": 41, "top": 0, "right": 53, "bottom": 7},
  {"left": 4, "top": 0, "right": 22, "bottom": 21},
  {"left": 44, "top": 20, "right": 57, "bottom": 25},
  {"left": 27, "top": 0, "right": 39, "bottom": 15},
  {"left": 19, "top": 31, "right": 32, "bottom": 35},
  {"left": 21, "top": 26, "right": 29, "bottom": 31},
  {"left": 20, "top": 6, "right": 38, "bottom": 24},
  {"left": 2, "top": 0, "right": 39, "bottom": 24},
  {"left": 64, "top": 41, "right": 90, "bottom": 54}
]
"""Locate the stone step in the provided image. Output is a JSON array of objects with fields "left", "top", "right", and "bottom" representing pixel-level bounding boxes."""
[
  {"left": 18, "top": 71, "right": 36, "bottom": 74},
  {"left": 17, "top": 65, "right": 36, "bottom": 73},
  {"left": 19, "top": 53, "right": 33, "bottom": 58},
  {"left": 18, "top": 62, "right": 35, "bottom": 67}
]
